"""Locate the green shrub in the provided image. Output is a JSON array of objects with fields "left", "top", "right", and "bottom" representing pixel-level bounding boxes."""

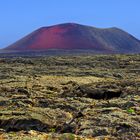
[{"left": 127, "top": 108, "right": 135, "bottom": 114}]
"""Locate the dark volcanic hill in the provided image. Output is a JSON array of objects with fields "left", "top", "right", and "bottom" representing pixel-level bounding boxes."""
[{"left": 4, "top": 23, "right": 140, "bottom": 53}]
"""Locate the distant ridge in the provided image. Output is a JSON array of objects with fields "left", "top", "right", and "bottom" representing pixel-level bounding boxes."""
[{"left": 4, "top": 23, "right": 140, "bottom": 53}]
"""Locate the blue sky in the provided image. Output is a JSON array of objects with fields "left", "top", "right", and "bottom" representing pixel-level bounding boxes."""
[{"left": 0, "top": 0, "right": 140, "bottom": 48}]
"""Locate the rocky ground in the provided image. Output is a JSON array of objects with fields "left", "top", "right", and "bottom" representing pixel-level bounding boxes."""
[{"left": 0, "top": 54, "right": 140, "bottom": 140}]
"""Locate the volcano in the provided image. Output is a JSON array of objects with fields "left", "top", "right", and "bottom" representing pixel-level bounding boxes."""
[{"left": 4, "top": 23, "right": 140, "bottom": 53}]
